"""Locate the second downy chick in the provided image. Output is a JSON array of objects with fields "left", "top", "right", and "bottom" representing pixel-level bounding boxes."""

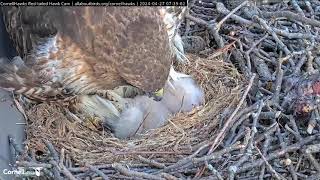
[{"left": 113, "top": 95, "right": 171, "bottom": 138}]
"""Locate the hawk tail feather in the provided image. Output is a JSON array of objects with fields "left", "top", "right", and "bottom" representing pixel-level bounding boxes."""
[
  {"left": 161, "top": 7, "right": 189, "bottom": 63},
  {"left": 171, "top": 33, "right": 189, "bottom": 63},
  {"left": 0, "top": 56, "right": 60, "bottom": 101}
]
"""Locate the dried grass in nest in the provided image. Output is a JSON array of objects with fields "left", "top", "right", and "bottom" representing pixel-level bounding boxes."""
[{"left": 25, "top": 54, "right": 246, "bottom": 165}]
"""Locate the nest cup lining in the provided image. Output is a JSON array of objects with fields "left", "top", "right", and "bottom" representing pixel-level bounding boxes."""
[{"left": 25, "top": 54, "right": 245, "bottom": 165}]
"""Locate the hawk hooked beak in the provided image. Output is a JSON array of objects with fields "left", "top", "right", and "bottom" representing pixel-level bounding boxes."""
[{"left": 147, "top": 88, "right": 164, "bottom": 101}]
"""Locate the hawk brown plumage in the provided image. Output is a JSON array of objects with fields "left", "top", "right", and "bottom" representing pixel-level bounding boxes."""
[
  {"left": 0, "top": 7, "right": 173, "bottom": 101},
  {"left": 0, "top": 7, "right": 205, "bottom": 138}
]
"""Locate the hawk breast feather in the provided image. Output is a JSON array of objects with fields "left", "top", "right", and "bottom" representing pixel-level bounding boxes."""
[{"left": 0, "top": 7, "right": 173, "bottom": 101}]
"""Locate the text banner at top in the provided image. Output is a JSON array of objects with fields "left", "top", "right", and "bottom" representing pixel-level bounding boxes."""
[{"left": 0, "top": 0, "right": 188, "bottom": 6}]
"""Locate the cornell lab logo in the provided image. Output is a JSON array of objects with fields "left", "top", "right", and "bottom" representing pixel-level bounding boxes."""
[{"left": 3, "top": 167, "right": 42, "bottom": 177}]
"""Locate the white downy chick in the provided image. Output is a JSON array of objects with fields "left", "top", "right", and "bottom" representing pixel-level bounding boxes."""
[
  {"left": 162, "top": 67, "right": 205, "bottom": 113},
  {"left": 113, "top": 96, "right": 171, "bottom": 139}
]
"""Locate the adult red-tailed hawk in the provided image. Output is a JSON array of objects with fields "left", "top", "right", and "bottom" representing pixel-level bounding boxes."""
[
  {"left": 0, "top": 7, "right": 173, "bottom": 101},
  {"left": 0, "top": 7, "right": 204, "bottom": 138}
]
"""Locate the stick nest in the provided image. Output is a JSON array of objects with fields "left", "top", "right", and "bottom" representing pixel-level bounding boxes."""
[{"left": 11, "top": 1, "right": 320, "bottom": 179}]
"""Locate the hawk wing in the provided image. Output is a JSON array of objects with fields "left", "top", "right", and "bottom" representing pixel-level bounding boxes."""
[{"left": 0, "top": 7, "right": 172, "bottom": 101}]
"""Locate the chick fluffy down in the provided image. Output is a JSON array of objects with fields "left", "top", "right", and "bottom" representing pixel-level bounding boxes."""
[
  {"left": 113, "top": 96, "right": 171, "bottom": 138},
  {"left": 162, "top": 78, "right": 204, "bottom": 113}
]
